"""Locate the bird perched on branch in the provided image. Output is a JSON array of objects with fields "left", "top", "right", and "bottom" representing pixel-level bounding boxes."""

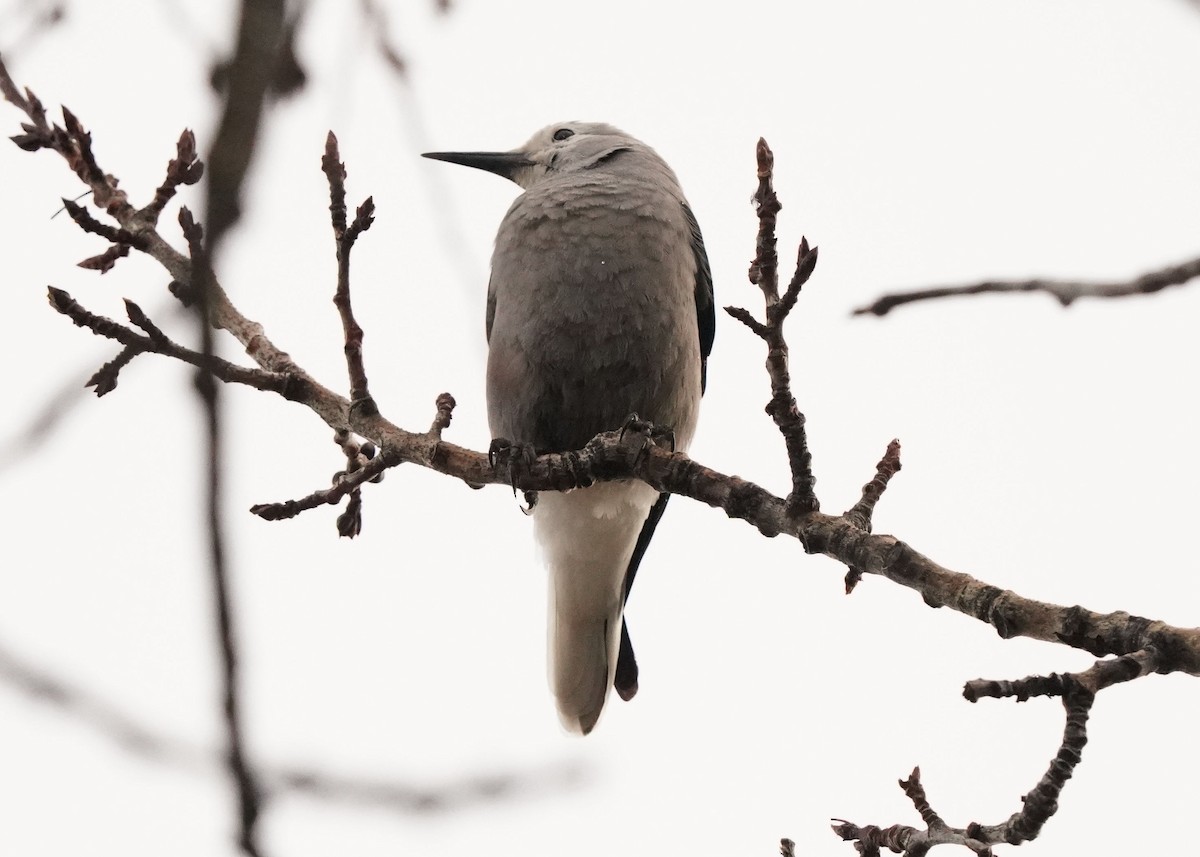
[{"left": 424, "top": 122, "right": 714, "bottom": 734}]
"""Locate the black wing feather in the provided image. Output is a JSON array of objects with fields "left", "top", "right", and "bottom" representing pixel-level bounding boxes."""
[{"left": 614, "top": 201, "right": 715, "bottom": 700}]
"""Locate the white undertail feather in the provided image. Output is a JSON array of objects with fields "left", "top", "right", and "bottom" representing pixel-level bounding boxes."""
[{"left": 535, "top": 481, "right": 659, "bottom": 734}]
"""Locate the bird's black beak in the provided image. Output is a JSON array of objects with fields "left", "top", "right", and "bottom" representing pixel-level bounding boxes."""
[{"left": 422, "top": 150, "right": 533, "bottom": 181}]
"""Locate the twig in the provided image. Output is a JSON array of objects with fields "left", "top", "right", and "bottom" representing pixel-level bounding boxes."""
[
  {"left": 317, "top": 130, "right": 384, "bottom": 535},
  {"left": 251, "top": 448, "right": 395, "bottom": 523},
  {"left": 428, "top": 391, "right": 456, "bottom": 438},
  {"left": 834, "top": 648, "right": 1162, "bottom": 853},
  {"left": 1, "top": 54, "right": 316, "bottom": 396},
  {"left": 832, "top": 767, "right": 996, "bottom": 855},
  {"left": 842, "top": 439, "right": 903, "bottom": 592},
  {"left": 46, "top": 288, "right": 296, "bottom": 396},
  {"left": 60, "top": 197, "right": 146, "bottom": 247},
  {"left": 142, "top": 129, "right": 204, "bottom": 220},
  {"left": 322, "top": 131, "right": 377, "bottom": 414},
  {"left": 724, "top": 138, "right": 820, "bottom": 515},
  {"left": 853, "top": 255, "right": 1200, "bottom": 317},
  {"left": 253, "top": 394, "right": 456, "bottom": 529},
  {"left": 85, "top": 343, "right": 140, "bottom": 395}
]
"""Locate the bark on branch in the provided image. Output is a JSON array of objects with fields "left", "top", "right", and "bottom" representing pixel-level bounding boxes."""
[{"left": 853, "top": 255, "right": 1200, "bottom": 317}]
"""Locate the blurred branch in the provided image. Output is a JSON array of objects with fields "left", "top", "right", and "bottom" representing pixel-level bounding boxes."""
[
  {"left": 853, "top": 254, "right": 1200, "bottom": 317},
  {"left": 0, "top": 366, "right": 88, "bottom": 472},
  {"left": 198, "top": 0, "right": 294, "bottom": 853},
  {"left": 0, "top": 0, "right": 66, "bottom": 62},
  {"left": 0, "top": 636, "right": 584, "bottom": 813},
  {"left": 358, "top": 0, "right": 407, "bottom": 76},
  {"left": 0, "top": 636, "right": 205, "bottom": 769}
]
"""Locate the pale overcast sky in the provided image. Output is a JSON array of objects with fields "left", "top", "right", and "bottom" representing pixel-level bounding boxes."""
[{"left": 2, "top": 2, "right": 1199, "bottom": 855}]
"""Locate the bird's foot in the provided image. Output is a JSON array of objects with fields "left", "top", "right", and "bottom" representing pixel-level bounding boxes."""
[
  {"left": 619, "top": 413, "right": 677, "bottom": 461},
  {"left": 488, "top": 437, "right": 539, "bottom": 500}
]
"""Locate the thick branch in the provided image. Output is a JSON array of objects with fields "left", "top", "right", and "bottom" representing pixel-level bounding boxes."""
[{"left": 45, "top": 263, "right": 1200, "bottom": 683}]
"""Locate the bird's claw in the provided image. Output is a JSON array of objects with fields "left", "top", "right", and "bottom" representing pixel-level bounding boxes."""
[
  {"left": 488, "top": 437, "right": 538, "bottom": 496},
  {"left": 649, "top": 425, "right": 676, "bottom": 453},
  {"left": 619, "top": 413, "right": 652, "bottom": 442},
  {"left": 619, "top": 413, "right": 677, "bottom": 462}
]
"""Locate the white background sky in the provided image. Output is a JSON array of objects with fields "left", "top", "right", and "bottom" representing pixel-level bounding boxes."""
[{"left": 2, "top": 1, "right": 1199, "bottom": 855}]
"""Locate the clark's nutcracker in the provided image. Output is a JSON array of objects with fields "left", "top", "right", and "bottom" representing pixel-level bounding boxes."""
[{"left": 424, "top": 122, "right": 714, "bottom": 734}]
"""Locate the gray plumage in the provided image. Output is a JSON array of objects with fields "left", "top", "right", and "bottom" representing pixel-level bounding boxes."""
[{"left": 424, "top": 122, "right": 714, "bottom": 734}]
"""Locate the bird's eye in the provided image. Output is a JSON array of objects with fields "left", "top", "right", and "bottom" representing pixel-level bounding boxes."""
[{"left": 552, "top": 128, "right": 574, "bottom": 142}]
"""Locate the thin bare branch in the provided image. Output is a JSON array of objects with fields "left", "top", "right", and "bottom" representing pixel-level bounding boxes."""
[
  {"left": 84, "top": 342, "right": 140, "bottom": 396},
  {"left": 142, "top": 128, "right": 204, "bottom": 220},
  {"left": 251, "top": 449, "right": 394, "bottom": 522},
  {"left": 853, "top": 255, "right": 1200, "bottom": 317},
  {"left": 835, "top": 647, "right": 1164, "bottom": 853},
  {"left": 428, "top": 391, "right": 456, "bottom": 438},
  {"left": 843, "top": 439, "right": 903, "bottom": 592},
  {"left": 323, "top": 131, "right": 377, "bottom": 412},
  {"left": 843, "top": 439, "right": 903, "bottom": 532},
  {"left": 46, "top": 288, "right": 296, "bottom": 395},
  {"left": 724, "top": 138, "right": 819, "bottom": 515}
]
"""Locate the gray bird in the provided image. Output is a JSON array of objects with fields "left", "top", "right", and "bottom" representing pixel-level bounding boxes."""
[{"left": 424, "top": 122, "right": 714, "bottom": 734}]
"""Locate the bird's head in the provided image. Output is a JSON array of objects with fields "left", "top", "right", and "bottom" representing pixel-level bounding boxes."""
[{"left": 423, "top": 121, "right": 636, "bottom": 190}]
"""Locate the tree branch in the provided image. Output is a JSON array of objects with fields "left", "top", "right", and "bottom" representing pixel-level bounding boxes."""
[
  {"left": 196, "top": 1, "right": 288, "bottom": 851},
  {"left": 0, "top": 635, "right": 582, "bottom": 816},
  {"left": 834, "top": 646, "right": 1163, "bottom": 854},
  {"left": 724, "top": 138, "right": 820, "bottom": 515},
  {"left": 853, "top": 255, "right": 1200, "bottom": 317}
]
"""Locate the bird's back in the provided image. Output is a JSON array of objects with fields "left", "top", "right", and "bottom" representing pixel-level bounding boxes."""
[
  {"left": 485, "top": 148, "right": 702, "bottom": 453},
  {"left": 478, "top": 132, "right": 707, "bottom": 734}
]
